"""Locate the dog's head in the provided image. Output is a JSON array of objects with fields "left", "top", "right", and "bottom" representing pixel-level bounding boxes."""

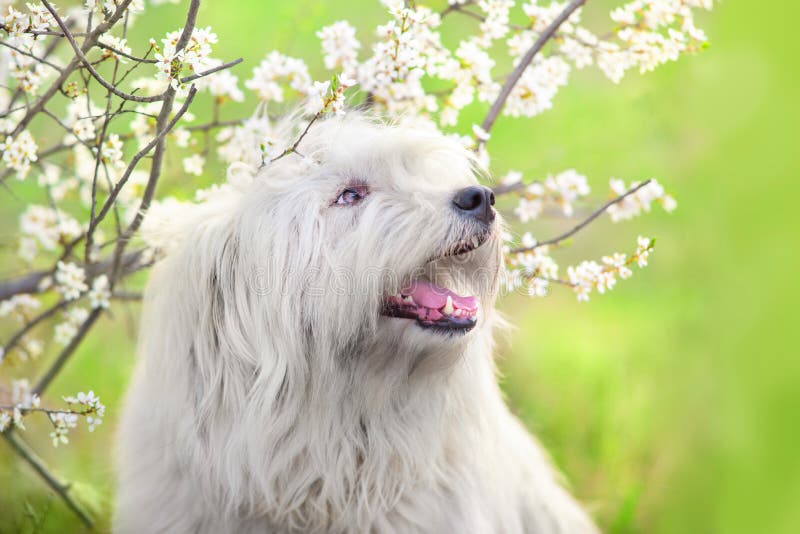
[{"left": 150, "top": 114, "right": 503, "bottom": 379}]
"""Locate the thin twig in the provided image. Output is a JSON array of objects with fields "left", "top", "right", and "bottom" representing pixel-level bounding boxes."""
[
  {"left": 112, "top": 291, "right": 142, "bottom": 301},
  {"left": 86, "top": 53, "right": 122, "bottom": 265},
  {"left": 510, "top": 179, "right": 652, "bottom": 253},
  {"left": 5, "top": 19, "right": 74, "bottom": 111},
  {"left": 0, "top": 41, "right": 62, "bottom": 71},
  {"left": 1, "top": 432, "right": 93, "bottom": 528},
  {"left": 33, "top": 308, "right": 102, "bottom": 397},
  {"left": 109, "top": 0, "right": 202, "bottom": 286},
  {"left": 0, "top": 25, "right": 89, "bottom": 38},
  {"left": 1, "top": 300, "right": 70, "bottom": 358},
  {"left": 41, "top": 0, "right": 166, "bottom": 104},
  {"left": 492, "top": 180, "right": 528, "bottom": 195},
  {"left": 440, "top": 0, "right": 475, "bottom": 17},
  {"left": 270, "top": 111, "right": 322, "bottom": 163},
  {"left": 185, "top": 117, "right": 245, "bottom": 132},
  {"left": 179, "top": 57, "right": 243, "bottom": 84},
  {"left": 87, "top": 86, "right": 197, "bottom": 236},
  {"left": 0, "top": 250, "right": 145, "bottom": 302},
  {"left": 443, "top": 4, "right": 526, "bottom": 31},
  {"left": 10, "top": 0, "right": 135, "bottom": 136},
  {"left": 96, "top": 41, "right": 157, "bottom": 64}
]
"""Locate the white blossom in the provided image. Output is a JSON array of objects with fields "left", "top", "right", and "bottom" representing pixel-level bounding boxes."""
[
  {"left": 245, "top": 52, "right": 312, "bottom": 103},
  {"left": 55, "top": 261, "right": 88, "bottom": 301},
  {"left": 317, "top": 21, "right": 361, "bottom": 75},
  {"left": 635, "top": 235, "right": 654, "bottom": 267},
  {"left": 544, "top": 169, "right": 590, "bottom": 216},
  {"left": 19, "top": 205, "right": 82, "bottom": 259},
  {"left": 182, "top": 154, "right": 205, "bottom": 176},
  {"left": 1, "top": 130, "right": 38, "bottom": 178},
  {"left": 99, "top": 35, "right": 132, "bottom": 62},
  {"left": 88, "top": 275, "right": 111, "bottom": 309},
  {"left": 510, "top": 169, "right": 591, "bottom": 221},
  {"left": 514, "top": 197, "right": 543, "bottom": 223},
  {"left": 155, "top": 26, "right": 218, "bottom": 89},
  {"left": 98, "top": 133, "right": 125, "bottom": 168},
  {"left": 472, "top": 124, "right": 491, "bottom": 143},
  {"left": 477, "top": 0, "right": 514, "bottom": 42},
  {"left": 565, "top": 237, "right": 655, "bottom": 300},
  {"left": 196, "top": 67, "right": 244, "bottom": 102},
  {"left": 0, "top": 412, "right": 10, "bottom": 432},
  {"left": 0, "top": 293, "right": 41, "bottom": 320},
  {"left": 501, "top": 170, "right": 522, "bottom": 187},
  {"left": 504, "top": 57, "right": 570, "bottom": 118},
  {"left": 607, "top": 178, "right": 676, "bottom": 222},
  {"left": 217, "top": 114, "right": 274, "bottom": 168},
  {"left": 306, "top": 80, "right": 331, "bottom": 116}
]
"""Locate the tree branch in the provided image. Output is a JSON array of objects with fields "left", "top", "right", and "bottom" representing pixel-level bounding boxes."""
[
  {"left": 479, "top": 0, "right": 586, "bottom": 142},
  {"left": 1, "top": 431, "right": 93, "bottom": 528},
  {"left": 0, "top": 41, "right": 62, "bottom": 72},
  {"left": 179, "top": 57, "right": 243, "bottom": 84},
  {"left": 0, "top": 250, "right": 145, "bottom": 302},
  {"left": 87, "top": 86, "right": 197, "bottom": 240},
  {"left": 10, "top": 0, "right": 135, "bottom": 136},
  {"left": 109, "top": 0, "right": 202, "bottom": 285},
  {"left": 510, "top": 179, "right": 653, "bottom": 253},
  {"left": 1, "top": 300, "right": 70, "bottom": 359},
  {"left": 41, "top": 0, "right": 166, "bottom": 104},
  {"left": 95, "top": 42, "right": 157, "bottom": 64},
  {"left": 33, "top": 308, "right": 102, "bottom": 396}
]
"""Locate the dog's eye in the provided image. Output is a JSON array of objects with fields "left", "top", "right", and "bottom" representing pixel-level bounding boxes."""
[{"left": 333, "top": 185, "right": 369, "bottom": 206}]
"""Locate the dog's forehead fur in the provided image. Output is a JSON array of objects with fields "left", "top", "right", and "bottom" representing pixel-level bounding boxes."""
[{"left": 257, "top": 115, "right": 480, "bottom": 198}]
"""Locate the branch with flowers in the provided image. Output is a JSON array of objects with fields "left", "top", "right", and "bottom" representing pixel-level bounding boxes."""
[{"left": 0, "top": 0, "right": 713, "bottom": 525}]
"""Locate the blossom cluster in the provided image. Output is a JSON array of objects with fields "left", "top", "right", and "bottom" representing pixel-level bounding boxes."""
[
  {"left": 607, "top": 178, "right": 677, "bottom": 221},
  {"left": 506, "top": 168, "right": 592, "bottom": 221},
  {"left": 1, "top": 2, "right": 57, "bottom": 97},
  {"left": 566, "top": 236, "right": 655, "bottom": 301},
  {"left": 0, "top": 379, "right": 104, "bottom": 448},
  {"left": 245, "top": 51, "right": 312, "bottom": 103},
  {"left": 0, "top": 130, "right": 38, "bottom": 178},
  {"left": 506, "top": 171, "right": 676, "bottom": 225},
  {"left": 154, "top": 26, "right": 219, "bottom": 89},
  {"left": 503, "top": 234, "right": 655, "bottom": 301},
  {"left": 317, "top": 21, "right": 361, "bottom": 76}
]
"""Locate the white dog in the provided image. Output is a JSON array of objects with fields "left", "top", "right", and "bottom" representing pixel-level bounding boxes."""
[{"left": 114, "top": 114, "right": 598, "bottom": 533}]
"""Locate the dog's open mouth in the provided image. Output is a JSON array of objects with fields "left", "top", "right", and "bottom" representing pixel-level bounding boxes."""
[
  {"left": 381, "top": 232, "right": 489, "bottom": 333},
  {"left": 382, "top": 280, "right": 478, "bottom": 332}
]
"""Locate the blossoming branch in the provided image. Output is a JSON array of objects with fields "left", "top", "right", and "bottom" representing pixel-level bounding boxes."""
[{"left": 0, "top": 0, "right": 712, "bottom": 526}]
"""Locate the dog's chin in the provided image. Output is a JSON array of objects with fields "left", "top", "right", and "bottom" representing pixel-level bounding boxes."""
[{"left": 380, "top": 229, "right": 493, "bottom": 337}]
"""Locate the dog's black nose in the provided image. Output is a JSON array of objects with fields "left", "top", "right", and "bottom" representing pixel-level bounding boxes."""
[{"left": 452, "top": 186, "right": 495, "bottom": 224}]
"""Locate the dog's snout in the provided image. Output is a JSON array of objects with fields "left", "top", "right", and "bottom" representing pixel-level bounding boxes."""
[{"left": 452, "top": 186, "right": 495, "bottom": 224}]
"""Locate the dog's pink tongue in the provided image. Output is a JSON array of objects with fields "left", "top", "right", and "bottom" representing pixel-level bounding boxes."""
[{"left": 401, "top": 280, "right": 478, "bottom": 311}]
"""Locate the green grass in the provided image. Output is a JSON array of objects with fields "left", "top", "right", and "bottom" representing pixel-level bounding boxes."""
[{"left": 2, "top": 0, "right": 799, "bottom": 532}]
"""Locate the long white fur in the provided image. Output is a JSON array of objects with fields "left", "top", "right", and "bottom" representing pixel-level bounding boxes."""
[{"left": 114, "top": 114, "right": 599, "bottom": 533}]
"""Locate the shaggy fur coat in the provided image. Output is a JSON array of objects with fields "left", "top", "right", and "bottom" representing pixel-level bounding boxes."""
[{"left": 114, "top": 115, "right": 598, "bottom": 533}]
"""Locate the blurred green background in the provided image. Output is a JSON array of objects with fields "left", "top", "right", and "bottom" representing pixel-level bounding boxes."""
[{"left": 1, "top": 0, "right": 798, "bottom": 532}]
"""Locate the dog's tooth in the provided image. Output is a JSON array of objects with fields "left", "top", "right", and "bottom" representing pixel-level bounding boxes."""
[
  {"left": 443, "top": 295, "right": 454, "bottom": 315},
  {"left": 453, "top": 309, "right": 462, "bottom": 317},
  {"left": 472, "top": 236, "right": 480, "bottom": 248},
  {"left": 403, "top": 295, "right": 415, "bottom": 305}
]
